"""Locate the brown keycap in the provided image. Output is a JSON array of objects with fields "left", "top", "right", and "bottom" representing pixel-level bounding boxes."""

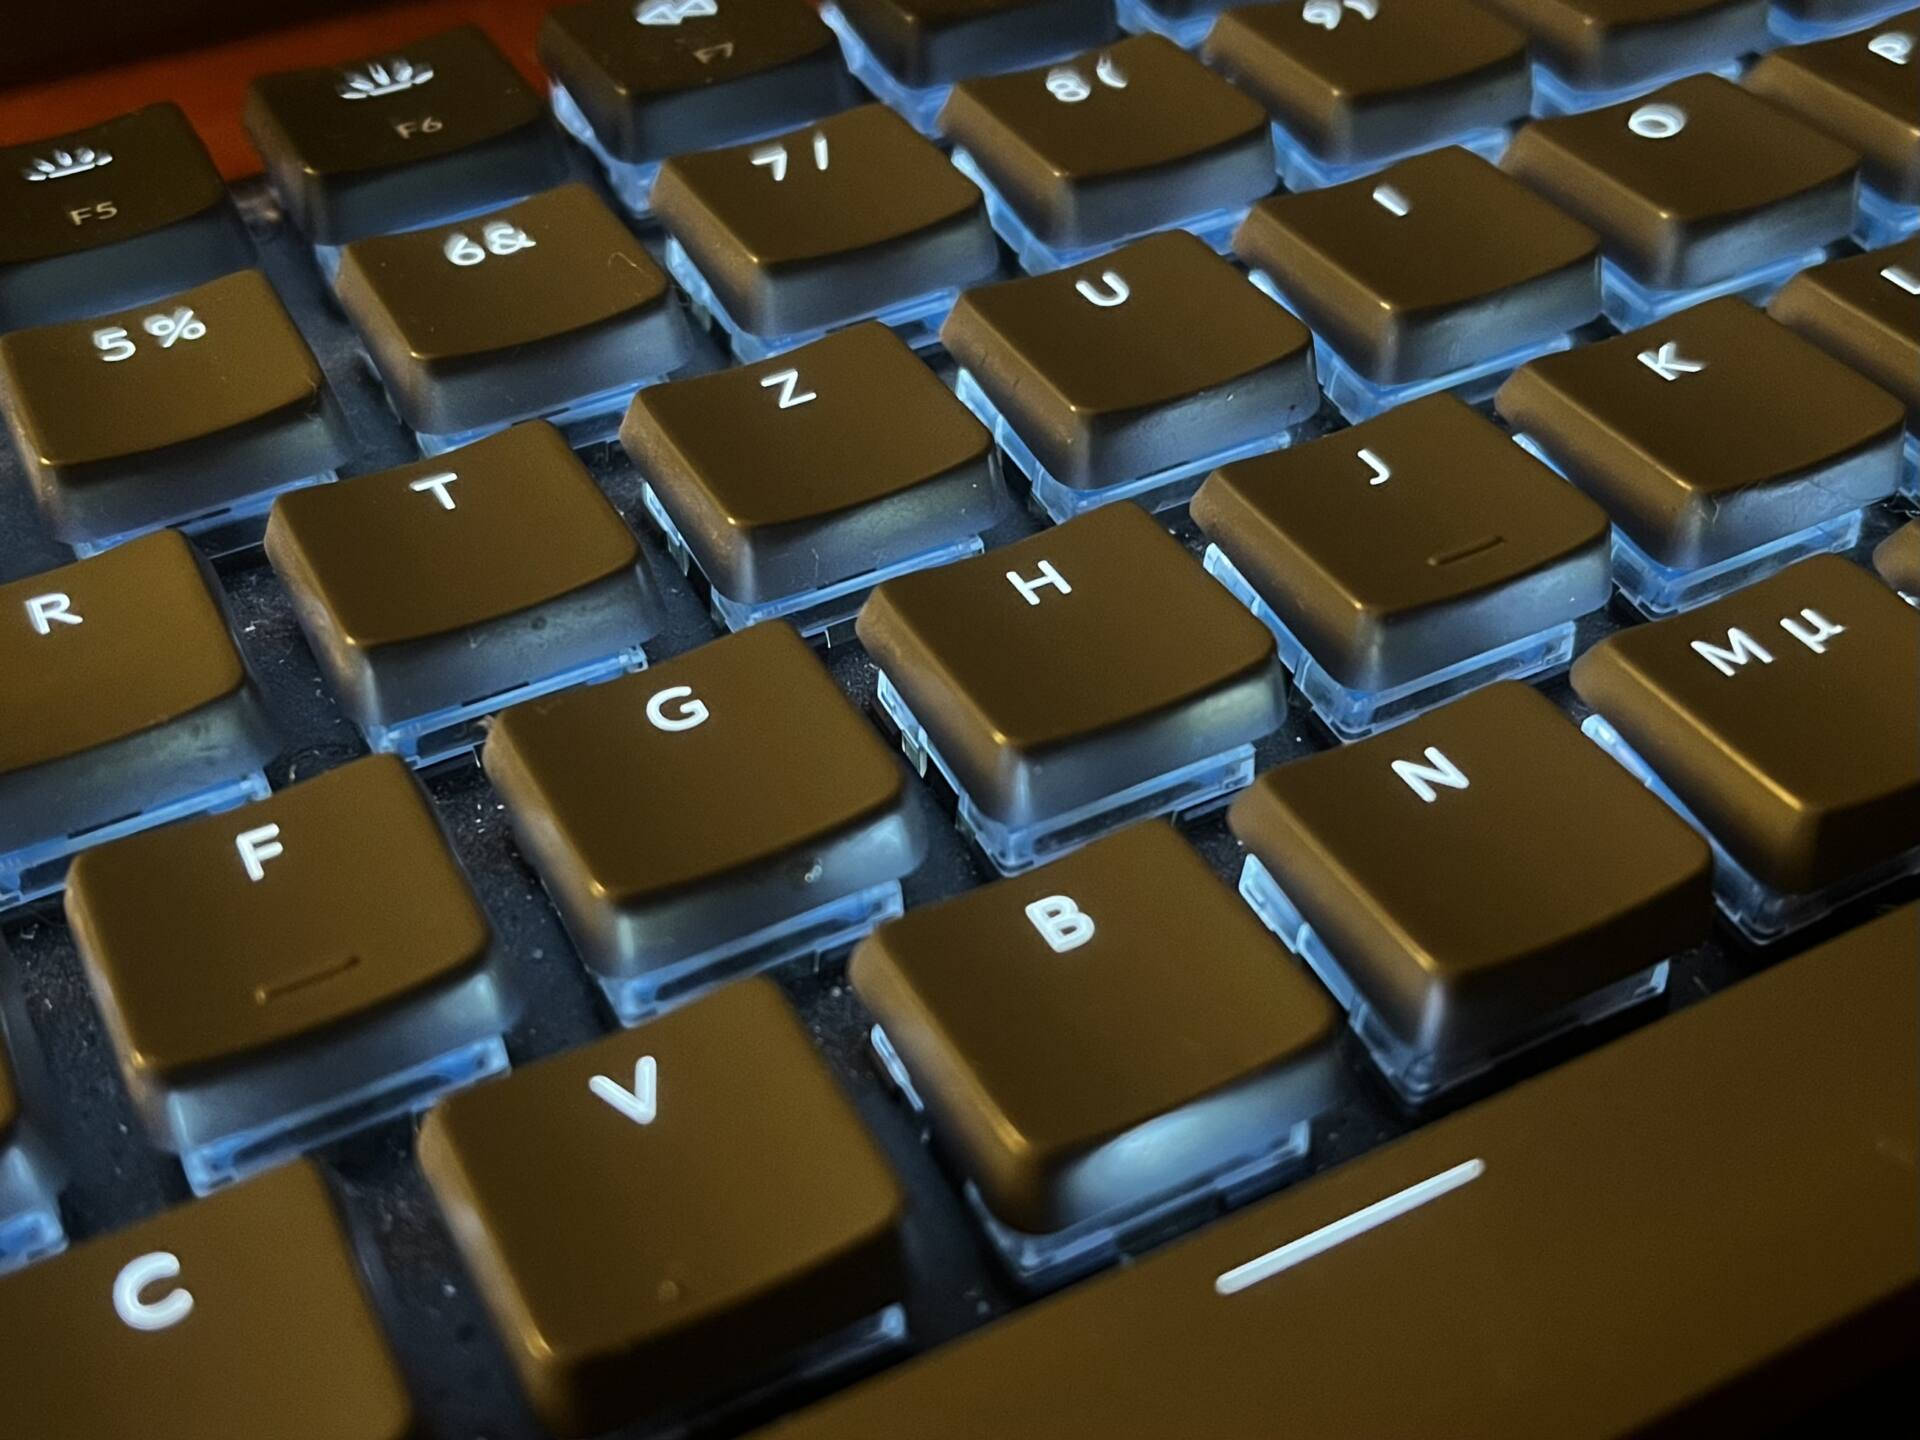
[
  {"left": 1229, "top": 683, "right": 1710, "bottom": 1084},
  {"left": 1572, "top": 554, "right": 1920, "bottom": 895},
  {"left": 335, "top": 182, "right": 690, "bottom": 438},
  {"left": 652, "top": 104, "right": 1000, "bottom": 340},
  {"left": 754, "top": 902, "right": 1920, "bottom": 1440},
  {"left": 1200, "top": 0, "right": 1528, "bottom": 170},
  {"left": 245, "top": 25, "right": 571, "bottom": 246},
  {"left": 266, "top": 421, "right": 662, "bottom": 735},
  {"left": 1191, "top": 393, "right": 1612, "bottom": 693},
  {"left": 856, "top": 502, "right": 1286, "bottom": 830},
  {"left": 419, "top": 977, "right": 905, "bottom": 1438},
  {"left": 540, "top": 0, "right": 861, "bottom": 166},
  {"left": 1494, "top": 298, "right": 1905, "bottom": 570},
  {"left": 1746, "top": 13, "right": 1920, "bottom": 204},
  {"left": 1876, "top": 519, "right": 1920, "bottom": 597},
  {"left": 483, "top": 623, "right": 924, "bottom": 988},
  {"left": 0, "top": 102, "right": 252, "bottom": 332},
  {"left": 832, "top": 0, "right": 1118, "bottom": 87},
  {"left": 0, "top": 531, "right": 276, "bottom": 855},
  {"left": 935, "top": 34, "right": 1273, "bottom": 251},
  {"left": 0, "top": 268, "right": 349, "bottom": 546},
  {"left": 620, "top": 322, "right": 1004, "bottom": 608},
  {"left": 0, "top": 1160, "right": 416, "bottom": 1440},
  {"left": 1472, "top": 0, "right": 1769, "bottom": 90},
  {"left": 852, "top": 821, "right": 1339, "bottom": 1238},
  {"left": 67, "top": 754, "right": 494, "bottom": 1084},
  {"left": 941, "top": 230, "right": 1317, "bottom": 492},
  {"left": 1502, "top": 75, "right": 1860, "bottom": 291},
  {"left": 1768, "top": 239, "right": 1920, "bottom": 424},
  {"left": 1233, "top": 147, "right": 1601, "bottom": 386}
]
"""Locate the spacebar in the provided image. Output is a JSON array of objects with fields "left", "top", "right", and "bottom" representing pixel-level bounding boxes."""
[{"left": 758, "top": 905, "right": 1919, "bottom": 1439}]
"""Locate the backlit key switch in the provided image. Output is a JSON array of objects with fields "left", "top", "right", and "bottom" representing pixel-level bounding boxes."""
[
  {"left": 858, "top": 502, "right": 1287, "bottom": 873},
  {"left": 0, "top": 946, "right": 65, "bottom": 1271},
  {"left": 1475, "top": 0, "right": 1769, "bottom": 110},
  {"left": 0, "top": 103, "right": 251, "bottom": 333}
]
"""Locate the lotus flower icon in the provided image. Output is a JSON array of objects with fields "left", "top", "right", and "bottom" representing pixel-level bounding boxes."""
[
  {"left": 22, "top": 146, "right": 112, "bottom": 182},
  {"left": 336, "top": 57, "right": 436, "bottom": 100}
]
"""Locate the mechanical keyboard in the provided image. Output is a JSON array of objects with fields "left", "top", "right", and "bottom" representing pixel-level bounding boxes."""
[{"left": 0, "top": 3, "right": 1916, "bottom": 1438}]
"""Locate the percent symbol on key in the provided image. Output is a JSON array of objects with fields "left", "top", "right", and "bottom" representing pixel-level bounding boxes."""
[{"left": 142, "top": 307, "right": 208, "bottom": 347}]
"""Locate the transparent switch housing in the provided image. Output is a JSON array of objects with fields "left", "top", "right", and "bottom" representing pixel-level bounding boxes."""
[
  {"left": 1237, "top": 853, "right": 1670, "bottom": 1106},
  {"left": 0, "top": 973, "right": 66, "bottom": 1273},
  {"left": 1268, "top": 119, "right": 1512, "bottom": 195},
  {"left": 1599, "top": 244, "right": 1839, "bottom": 330},
  {"left": 1529, "top": 56, "right": 1744, "bottom": 117},
  {"left": 67, "top": 473, "right": 337, "bottom": 561},
  {"left": 1582, "top": 713, "right": 1920, "bottom": 944},
  {"left": 871, "top": 1025, "right": 1317, "bottom": 1291}
]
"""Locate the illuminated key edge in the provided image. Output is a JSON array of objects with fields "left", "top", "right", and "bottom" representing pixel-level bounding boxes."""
[
  {"left": 1235, "top": 852, "right": 1671, "bottom": 1105},
  {"left": 64, "top": 471, "right": 337, "bottom": 561},
  {"left": 1270, "top": 120, "right": 1514, "bottom": 196},
  {"left": 1600, "top": 244, "right": 1840, "bottom": 331},
  {"left": 1528, "top": 55, "right": 1746, "bottom": 118},
  {"left": 874, "top": 667, "right": 1257, "bottom": 875},
  {"left": 1113, "top": 0, "right": 1222, "bottom": 49},
  {"left": 870, "top": 1022, "right": 1317, "bottom": 1291},
  {"left": 1201, "top": 543, "right": 1583, "bottom": 742},
  {"left": 0, "top": 1132, "right": 67, "bottom": 1273},
  {"left": 1580, "top": 712, "right": 1920, "bottom": 944},
  {"left": 1766, "top": 0, "right": 1913, "bottom": 45},
  {"left": 1854, "top": 183, "right": 1920, "bottom": 250}
]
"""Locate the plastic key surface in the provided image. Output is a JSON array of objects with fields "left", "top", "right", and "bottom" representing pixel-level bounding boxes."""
[
  {"left": 0, "top": 532, "right": 276, "bottom": 855},
  {"left": 0, "top": 103, "right": 251, "bottom": 332},
  {"left": 1473, "top": 0, "right": 1769, "bottom": 90},
  {"left": 651, "top": 103, "right": 1001, "bottom": 339},
  {"left": 1768, "top": 239, "right": 1920, "bottom": 424},
  {"left": 941, "top": 230, "right": 1318, "bottom": 492},
  {"left": 245, "top": 25, "right": 571, "bottom": 245},
  {"left": 754, "top": 902, "right": 1920, "bottom": 1439},
  {"left": 1200, "top": 0, "right": 1530, "bottom": 171},
  {"left": 856, "top": 502, "right": 1287, "bottom": 830},
  {"left": 1495, "top": 297, "right": 1905, "bottom": 570},
  {"left": 419, "top": 977, "right": 906, "bottom": 1438},
  {"left": 852, "top": 821, "right": 1340, "bottom": 1237},
  {"left": 831, "top": 0, "right": 1117, "bottom": 87},
  {"left": 1234, "top": 146, "right": 1602, "bottom": 385},
  {"left": 0, "top": 1160, "right": 417, "bottom": 1440},
  {"left": 266, "top": 421, "right": 663, "bottom": 737},
  {"left": 936, "top": 33, "right": 1273, "bottom": 252},
  {"left": 620, "top": 322, "right": 1005, "bottom": 607},
  {"left": 1191, "top": 393, "right": 1612, "bottom": 693},
  {"left": 1876, "top": 519, "right": 1920, "bottom": 596},
  {"left": 1572, "top": 554, "right": 1920, "bottom": 896},
  {"left": 0, "top": 268, "right": 348, "bottom": 547},
  {"left": 1746, "top": 12, "right": 1920, "bottom": 205},
  {"left": 540, "top": 0, "right": 861, "bottom": 164},
  {"left": 1502, "top": 74, "right": 1860, "bottom": 292},
  {"left": 335, "top": 182, "right": 690, "bottom": 439}
]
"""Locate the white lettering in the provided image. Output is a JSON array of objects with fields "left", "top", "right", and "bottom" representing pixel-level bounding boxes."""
[
  {"left": 1006, "top": 560, "right": 1072, "bottom": 606},
  {"left": 1392, "top": 746, "right": 1470, "bottom": 804},
  {"left": 1075, "top": 270, "right": 1129, "bottom": 307},
  {"left": 646, "top": 685, "right": 709, "bottom": 732},
  {"left": 235, "top": 824, "right": 284, "bottom": 883},
  {"left": 1025, "top": 895, "right": 1096, "bottom": 953},
  {"left": 1628, "top": 103, "right": 1686, "bottom": 139},
  {"left": 1779, "top": 607, "right": 1844, "bottom": 654},
  {"left": 26, "top": 592, "right": 81, "bottom": 634},
  {"left": 759, "top": 368, "right": 817, "bottom": 409},
  {"left": 113, "top": 1253, "right": 193, "bottom": 1332},
  {"left": 1691, "top": 628, "right": 1774, "bottom": 677},
  {"left": 409, "top": 472, "right": 459, "bottom": 510}
]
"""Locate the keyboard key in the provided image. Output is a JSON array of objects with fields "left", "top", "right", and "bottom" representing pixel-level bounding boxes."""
[
  {"left": 0, "top": 532, "right": 276, "bottom": 888},
  {"left": 1474, "top": 0, "right": 1769, "bottom": 96},
  {"left": 0, "top": 1160, "right": 416, "bottom": 1440},
  {"left": 1572, "top": 554, "right": 1920, "bottom": 938},
  {"left": 0, "top": 948, "right": 65, "bottom": 1271},
  {"left": 1767, "top": 239, "right": 1920, "bottom": 424},
  {"left": 1232, "top": 147, "right": 1600, "bottom": 414},
  {"left": 245, "top": 25, "right": 572, "bottom": 246},
  {"left": 1495, "top": 298, "right": 1905, "bottom": 609},
  {"left": 1747, "top": 14, "right": 1919, "bottom": 213},
  {"left": 651, "top": 104, "right": 1000, "bottom": 351},
  {"left": 419, "top": 977, "right": 905, "bottom": 1438},
  {"left": 335, "top": 182, "right": 691, "bottom": 446},
  {"left": 0, "top": 269, "right": 350, "bottom": 549},
  {"left": 941, "top": 230, "right": 1318, "bottom": 517},
  {"left": 756, "top": 902, "right": 1920, "bottom": 1440},
  {"left": 484, "top": 623, "right": 924, "bottom": 1023},
  {"left": 539, "top": 0, "right": 860, "bottom": 171},
  {"left": 853, "top": 821, "right": 1339, "bottom": 1283},
  {"left": 1229, "top": 682, "right": 1711, "bottom": 1102},
  {"left": 620, "top": 322, "right": 1006, "bottom": 633},
  {"left": 936, "top": 34, "right": 1273, "bottom": 265},
  {"left": 65, "top": 754, "right": 510, "bottom": 1192},
  {"left": 1190, "top": 393, "right": 1611, "bottom": 736},
  {"left": 830, "top": 0, "right": 1117, "bottom": 89},
  {"left": 1876, "top": 518, "right": 1920, "bottom": 598},
  {"left": 857, "top": 502, "right": 1286, "bottom": 872},
  {"left": 1502, "top": 75, "right": 1860, "bottom": 321},
  {"left": 1199, "top": 0, "right": 1529, "bottom": 187},
  {"left": 265, "top": 422, "right": 663, "bottom": 759},
  {"left": 0, "top": 103, "right": 252, "bottom": 332}
]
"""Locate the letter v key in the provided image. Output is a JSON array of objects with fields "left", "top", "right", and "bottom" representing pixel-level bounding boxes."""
[{"left": 590, "top": 1056, "right": 658, "bottom": 1125}]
